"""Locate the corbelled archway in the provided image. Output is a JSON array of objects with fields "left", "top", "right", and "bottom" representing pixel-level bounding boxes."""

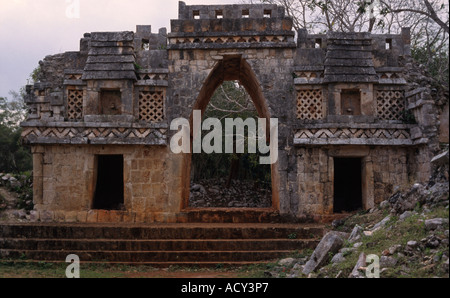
[{"left": 181, "top": 55, "right": 280, "bottom": 212}]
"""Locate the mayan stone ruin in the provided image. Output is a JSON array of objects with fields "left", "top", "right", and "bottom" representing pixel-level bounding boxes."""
[{"left": 21, "top": 1, "right": 442, "bottom": 224}]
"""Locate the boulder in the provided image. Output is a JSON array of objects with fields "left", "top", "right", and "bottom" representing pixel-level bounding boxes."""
[
  {"left": 349, "top": 253, "right": 366, "bottom": 278},
  {"left": 425, "top": 218, "right": 449, "bottom": 231},
  {"left": 388, "top": 244, "right": 402, "bottom": 255},
  {"left": 388, "top": 184, "right": 427, "bottom": 214},
  {"left": 348, "top": 225, "right": 363, "bottom": 243},
  {"left": 302, "top": 231, "right": 345, "bottom": 275},
  {"left": 372, "top": 216, "right": 391, "bottom": 231},
  {"left": 9, "top": 177, "right": 22, "bottom": 188},
  {"left": 407, "top": 240, "right": 418, "bottom": 248},
  {"left": 379, "top": 200, "right": 390, "bottom": 209},
  {"left": 399, "top": 211, "right": 413, "bottom": 221},
  {"left": 278, "top": 258, "right": 296, "bottom": 267},
  {"left": 331, "top": 253, "right": 346, "bottom": 264},
  {"left": 431, "top": 150, "right": 449, "bottom": 166},
  {"left": 380, "top": 256, "right": 398, "bottom": 268}
]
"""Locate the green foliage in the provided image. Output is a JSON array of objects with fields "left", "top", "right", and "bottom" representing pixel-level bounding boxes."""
[
  {"left": 30, "top": 66, "right": 41, "bottom": 84},
  {"left": 288, "top": 233, "right": 297, "bottom": 240},
  {"left": 401, "top": 110, "right": 417, "bottom": 124},
  {"left": 412, "top": 45, "right": 449, "bottom": 88},
  {"left": 0, "top": 94, "right": 32, "bottom": 173},
  {"left": 191, "top": 81, "right": 272, "bottom": 188},
  {"left": 13, "top": 172, "right": 34, "bottom": 211}
]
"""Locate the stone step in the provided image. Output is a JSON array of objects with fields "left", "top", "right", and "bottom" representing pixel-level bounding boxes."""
[
  {"left": 0, "top": 238, "right": 319, "bottom": 252},
  {"left": 0, "top": 223, "right": 324, "bottom": 240},
  {"left": 0, "top": 223, "right": 324, "bottom": 266},
  {"left": 2, "top": 259, "right": 273, "bottom": 268},
  {"left": 0, "top": 249, "right": 295, "bottom": 263},
  {"left": 182, "top": 208, "right": 283, "bottom": 223}
]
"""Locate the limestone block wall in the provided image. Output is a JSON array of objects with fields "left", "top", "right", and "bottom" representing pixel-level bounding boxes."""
[
  {"left": 31, "top": 145, "right": 183, "bottom": 223},
  {"left": 167, "top": 47, "right": 296, "bottom": 214},
  {"left": 167, "top": 48, "right": 295, "bottom": 121},
  {"left": 20, "top": 2, "right": 440, "bottom": 224},
  {"left": 295, "top": 146, "right": 411, "bottom": 220}
]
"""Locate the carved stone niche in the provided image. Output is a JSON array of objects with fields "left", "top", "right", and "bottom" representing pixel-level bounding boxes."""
[
  {"left": 341, "top": 89, "right": 361, "bottom": 116},
  {"left": 84, "top": 80, "right": 135, "bottom": 122},
  {"left": 100, "top": 89, "right": 122, "bottom": 116}
]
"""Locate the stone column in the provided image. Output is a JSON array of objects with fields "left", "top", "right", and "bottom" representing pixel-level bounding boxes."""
[{"left": 31, "top": 146, "right": 45, "bottom": 210}]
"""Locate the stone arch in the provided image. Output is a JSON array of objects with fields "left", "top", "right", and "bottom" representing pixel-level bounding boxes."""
[
  {"left": 181, "top": 55, "right": 280, "bottom": 211},
  {"left": 190, "top": 55, "right": 270, "bottom": 124}
]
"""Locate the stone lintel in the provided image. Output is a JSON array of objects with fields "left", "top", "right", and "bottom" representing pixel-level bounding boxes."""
[
  {"left": 168, "top": 41, "right": 297, "bottom": 50},
  {"left": 21, "top": 121, "right": 169, "bottom": 130},
  {"left": 294, "top": 78, "right": 323, "bottom": 85},
  {"left": 293, "top": 123, "right": 415, "bottom": 130},
  {"left": 135, "top": 80, "right": 169, "bottom": 87},
  {"left": 136, "top": 68, "right": 169, "bottom": 74},
  {"left": 378, "top": 78, "right": 407, "bottom": 85},
  {"left": 293, "top": 138, "right": 413, "bottom": 146},
  {"left": 63, "top": 80, "right": 86, "bottom": 86},
  {"left": 168, "top": 30, "right": 295, "bottom": 38}
]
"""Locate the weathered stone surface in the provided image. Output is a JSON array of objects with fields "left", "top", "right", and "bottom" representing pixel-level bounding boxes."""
[
  {"left": 348, "top": 225, "right": 363, "bottom": 243},
  {"left": 431, "top": 150, "right": 449, "bottom": 166},
  {"left": 399, "top": 211, "right": 414, "bottom": 221},
  {"left": 372, "top": 216, "right": 391, "bottom": 231},
  {"left": 278, "top": 258, "right": 296, "bottom": 267},
  {"left": 407, "top": 240, "right": 418, "bottom": 248},
  {"left": 425, "top": 218, "right": 449, "bottom": 231},
  {"left": 331, "top": 252, "right": 346, "bottom": 264},
  {"left": 349, "top": 252, "right": 366, "bottom": 278},
  {"left": 302, "top": 231, "right": 345, "bottom": 275},
  {"left": 380, "top": 256, "right": 398, "bottom": 268},
  {"left": 19, "top": 2, "right": 439, "bottom": 225}
]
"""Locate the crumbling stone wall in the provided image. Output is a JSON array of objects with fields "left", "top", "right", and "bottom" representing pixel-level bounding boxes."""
[{"left": 20, "top": 1, "right": 441, "bottom": 223}]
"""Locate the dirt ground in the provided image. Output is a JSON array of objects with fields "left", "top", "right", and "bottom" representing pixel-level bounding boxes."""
[
  {"left": 0, "top": 261, "right": 261, "bottom": 278},
  {"left": 124, "top": 270, "right": 242, "bottom": 278}
]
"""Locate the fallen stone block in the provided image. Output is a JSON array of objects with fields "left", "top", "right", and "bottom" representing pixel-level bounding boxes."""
[
  {"left": 302, "top": 231, "right": 345, "bottom": 275},
  {"left": 425, "top": 218, "right": 449, "bottom": 231}
]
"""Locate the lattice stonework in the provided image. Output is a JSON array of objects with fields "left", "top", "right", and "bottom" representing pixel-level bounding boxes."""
[
  {"left": 297, "top": 89, "right": 323, "bottom": 120},
  {"left": 377, "top": 90, "right": 405, "bottom": 121},
  {"left": 139, "top": 91, "right": 165, "bottom": 122},
  {"left": 67, "top": 89, "right": 83, "bottom": 120}
]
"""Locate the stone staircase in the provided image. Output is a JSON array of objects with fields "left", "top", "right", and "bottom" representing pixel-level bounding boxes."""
[{"left": 0, "top": 223, "right": 324, "bottom": 267}]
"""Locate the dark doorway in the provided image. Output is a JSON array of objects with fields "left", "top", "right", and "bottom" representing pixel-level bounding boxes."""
[
  {"left": 189, "top": 81, "right": 272, "bottom": 209},
  {"left": 93, "top": 155, "right": 124, "bottom": 210},
  {"left": 334, "top": 158, "right": 363, "bottom": 213}
]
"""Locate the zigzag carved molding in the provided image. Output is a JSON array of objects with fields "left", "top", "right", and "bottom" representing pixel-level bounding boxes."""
[
  {"left": 294, "top": 128, "right": 413, "bottom": 146},
  {"left": 295, "top": 128, "right": 411, "bottom": 140},
  {"left": 21, "top": 126, "right": 167, "bottom": 145}
]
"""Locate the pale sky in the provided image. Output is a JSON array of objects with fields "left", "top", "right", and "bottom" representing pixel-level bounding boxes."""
[{"left": 0, "top": 0, "right": 239, "bottom": 98}]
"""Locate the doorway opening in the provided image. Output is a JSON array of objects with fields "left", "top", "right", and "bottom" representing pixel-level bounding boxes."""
[
  {"left": 93, "top": 155, "right": 124, "bottom": 210},
  {"left": 334, "top": 158, "right": 363, "bottom": 213},
  {"left": 189, "top": 81, "right": 272, "bottom": 208},
  {"left": 186, "top": 56, "right": 277, "bottom": 210}
]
